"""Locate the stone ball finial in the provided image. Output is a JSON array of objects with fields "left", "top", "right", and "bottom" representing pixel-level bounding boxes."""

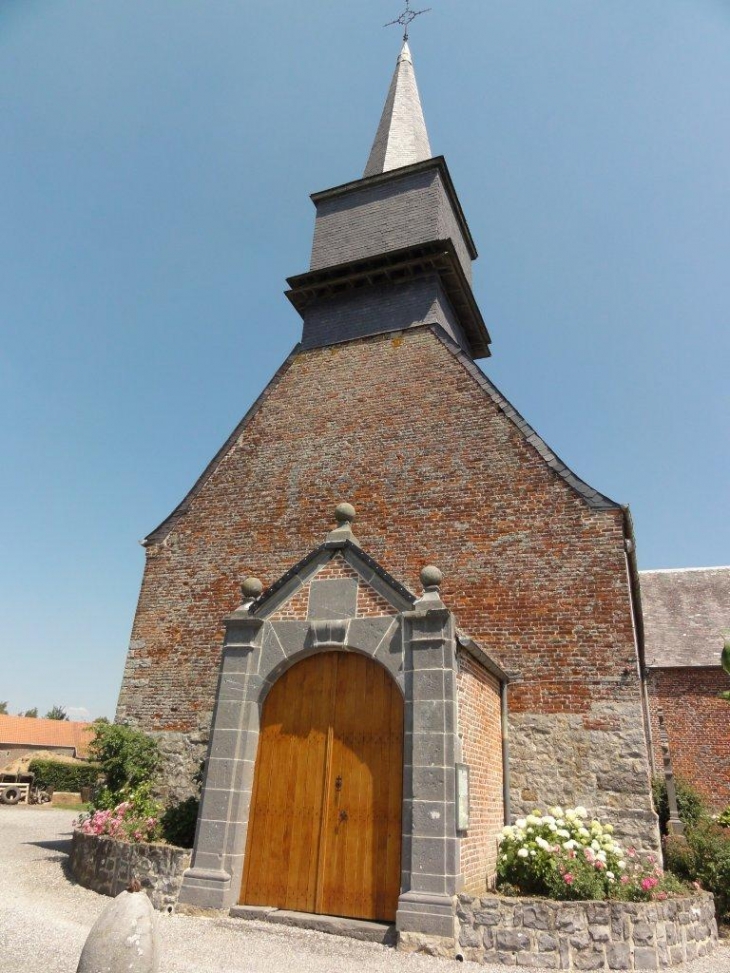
[
  {"left": 334, "top": 502, "right": 356, "bottom": 526},
  {"left": 241, "top": 577, "right": 263, "bottom": 601},
  {"left": 420, "top": 565, "right": 443, "bottom": 590}
]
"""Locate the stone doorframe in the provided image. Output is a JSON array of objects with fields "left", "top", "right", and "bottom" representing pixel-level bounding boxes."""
[{"left": 177, "top": 509, "right": 496, "bottom": 941}]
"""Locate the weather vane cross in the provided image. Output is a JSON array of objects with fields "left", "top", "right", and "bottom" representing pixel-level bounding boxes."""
[{"left": 384, "top": 0, "right": 431, "bottom": 43}]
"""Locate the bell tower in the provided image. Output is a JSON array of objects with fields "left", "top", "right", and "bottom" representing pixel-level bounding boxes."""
[{"left": 286, "top": 42, "right": 491, "bottom": 360}]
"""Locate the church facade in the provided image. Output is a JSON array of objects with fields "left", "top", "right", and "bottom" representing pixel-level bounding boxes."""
[{"left": 116, "top": 43, "right": 663, "bottom": 940}]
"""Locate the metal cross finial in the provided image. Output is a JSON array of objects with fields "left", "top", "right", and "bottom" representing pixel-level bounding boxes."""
[{"left": 384, "top": 1, "right": 431, "bottom": 43}]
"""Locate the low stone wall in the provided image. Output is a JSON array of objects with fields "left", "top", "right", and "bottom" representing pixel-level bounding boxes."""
[
  {"left": 456, "top": 893, "right": 717, "bottom": 969},
  {"left": 70, "top": 830, "right": 191, "bottom": 911}
]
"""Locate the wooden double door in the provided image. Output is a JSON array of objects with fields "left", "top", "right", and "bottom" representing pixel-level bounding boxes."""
[{"left": 241, "top": 651, "right": 403, "bottom": 921}]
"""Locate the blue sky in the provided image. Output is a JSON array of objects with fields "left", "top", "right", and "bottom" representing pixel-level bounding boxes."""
[{"left": 1, "top": 1, "right": 728, "bottom": 720}]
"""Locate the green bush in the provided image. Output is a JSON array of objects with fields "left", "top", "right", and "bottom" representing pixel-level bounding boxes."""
[
  {"left": 88, "top": 722, "right": 160, "bottom": 804},
  {"left": 652, "top": 776, "right": 706, "bottom": 835},
  {"left": 663, "top": 820, "right": 730, "bottom": 921},
  {"left": 160, "top": 797, "right": 200, "bottom": 848},
  {"left": 684, "top": 821, "right": 730, "bottom": 920},
  {"left": 716, "top": 806, "right": 730, "bottom": 828},
  {"left": 28, "top": 759, "right": 101, "bottom": 793}
]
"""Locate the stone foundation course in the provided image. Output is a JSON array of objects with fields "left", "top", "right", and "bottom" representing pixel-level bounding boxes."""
[
  {"left": 70, "top": 830, "right": 190, "bottom": 911},
  {"left": 456, "top": 893, "right": 717, "bottom": 970}
]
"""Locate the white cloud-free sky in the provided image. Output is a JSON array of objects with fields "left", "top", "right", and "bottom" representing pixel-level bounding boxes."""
[{"left": 1, "top": 1, "right": 728, "bottom": 719}]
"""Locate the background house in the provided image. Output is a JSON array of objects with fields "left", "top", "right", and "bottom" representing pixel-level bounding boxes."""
[
  {"left": 642, "top": 567, "right": 730, "bottom": 808},
  {"left": 0, "top": 715, "right": 93, "bottom": 769}
]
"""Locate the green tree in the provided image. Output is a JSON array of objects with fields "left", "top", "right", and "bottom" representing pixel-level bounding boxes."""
[
  {"left": 88, "top": 722, "right": 160, "bottom": 800},
  {"left": 22, "top": 708, "right": 38, "bottom": 718},
  {"left": 721, "top": 639, "right": 730, "bottom": 702},
  {"left": 44, "top": 705, "right": 68, "bottom": 720},
  {"left": 0, "top": 701, "right": 8, "bottom": 715}
]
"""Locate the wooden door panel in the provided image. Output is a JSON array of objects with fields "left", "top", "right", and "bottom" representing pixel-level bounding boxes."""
[
  {"left": 242, "top": 654, "right": 335, "bottom": 911},
  {"left": 241, "top": 651, "right": 403, "bottom": 922}
]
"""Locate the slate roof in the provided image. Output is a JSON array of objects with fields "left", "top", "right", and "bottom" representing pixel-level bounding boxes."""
[
  {"left": 640, "top": 567, "right": 730, "bottom": 668},
  {"left": 363, "top": 41, "right": 431, "bottom": 178},
  {"left": 0, "top": 715, "right": 94, "bottom": 757}
]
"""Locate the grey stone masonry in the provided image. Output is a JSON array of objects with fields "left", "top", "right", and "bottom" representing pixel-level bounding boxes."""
[
  {"left": 70, "top": 830, "right": 190, "bottom": 912},
  {"left": 396, "top": 591, "right": 462, "bottom": 941},
  {"left": 454, "top": 893, "right": 717, "bottom": 969},
  {"left": 508, "top": 707, "right": 661, "bottom": 857}
]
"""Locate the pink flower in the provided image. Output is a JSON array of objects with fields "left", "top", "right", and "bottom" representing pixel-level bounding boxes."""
[
  {"left": 562, "top": 872, "right": 574, "bottom": 885},
  {"left": 594, "top": 859, "right": 605, "bottom": 870},
  {"left": 641, "top": 877, "right": 658, "bottom": 892},
  {"left": 657, "top": 892, "right": 668, "bottom": 901},
  {"left": 620, "top": 875, "right": 630, "bottom": 885}
]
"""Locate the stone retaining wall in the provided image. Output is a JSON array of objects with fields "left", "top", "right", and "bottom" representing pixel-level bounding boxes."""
[
  {"left": 456, "top": 893, "right": 717, "bottom": 969},
  {"left": 70, "top": 830, "right": 190, "bottom": 911}
]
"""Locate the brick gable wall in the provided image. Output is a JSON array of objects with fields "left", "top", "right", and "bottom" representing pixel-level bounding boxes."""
[
  {"left": 117, "top": 326, "right": 657, "bottom": 848},
  {"left": 647, "top": 667, "right": 730, "bottom": 809}
]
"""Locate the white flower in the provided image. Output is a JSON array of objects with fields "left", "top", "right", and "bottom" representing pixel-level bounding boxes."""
[
  {"left": 591, "top": 840, "right": 601, "bottom": 851},
  {"left": 563, "top": 839, "right": 577, "bottom": 850},
  {"left": 548, "top": 822, "right": 558, "bottom": 832},
  {"left": 543, "top": 815, "right": 556, "bottom": 826},
  {"left": 604, "top": 824, "right": 614, "bottom": 834},
  {"left": 516, "top": 818, "right": 527, "bottom": 829},
  {"left": 579, "top": 828, "right": 590, "bottom": 838},
  {"left": 529, "top": 850, "right": 536, "bottom": 856},
  {"left": 565, "top": 809, "right": 576, "bottom": 821},
  {"left": 517, "top": 848, "right": 529, "bottom": 858},
  {"left": 536, "top": 837, "right": 551, "bottom": 851},
  {"left": 618, "top": 860, "right": 626, "bottom": 870},
  {"left": 550, "top": 806, "right": 564, "bottom": 818},
  {"left": 575, "top": 806, "right": 588, "bottom": 819},
  {"left": 606, "top": 871, "right": 615, "bottom": 879},
  {"left": 557, "top": 829, "right": 570, "bottom": 839}
]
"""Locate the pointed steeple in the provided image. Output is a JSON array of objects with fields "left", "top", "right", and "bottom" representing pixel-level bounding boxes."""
[{"left": 363, "top": 42, "right": 432, "bottom": 177}]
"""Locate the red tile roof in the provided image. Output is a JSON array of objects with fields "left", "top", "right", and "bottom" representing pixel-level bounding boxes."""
[{"left": 0, "top": 715, "right": 94, "bottom": 757}]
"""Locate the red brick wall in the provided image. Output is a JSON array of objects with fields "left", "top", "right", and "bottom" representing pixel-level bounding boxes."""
[
  {"left": 457, "top": 652, "right": 504, "bottom": 892},
  {"left": 117, "top": 327, "right": 640, "bottom": 735},
  {"left": 647, "top": 667, "right": 730, "bottom": 809}
]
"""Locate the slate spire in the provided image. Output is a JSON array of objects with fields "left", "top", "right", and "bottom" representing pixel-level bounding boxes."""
[{"left": 363, "top": 41, "right": 432, "bottom": 177}]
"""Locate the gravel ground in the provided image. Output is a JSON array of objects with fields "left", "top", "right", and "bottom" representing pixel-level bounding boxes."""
[{"left": 1, "top": 807, "right": 727, "bottom": 973}]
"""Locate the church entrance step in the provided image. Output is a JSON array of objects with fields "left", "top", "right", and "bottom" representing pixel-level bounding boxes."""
[{"left": 228, "top": 905, "right": 396, "bottom": 945}]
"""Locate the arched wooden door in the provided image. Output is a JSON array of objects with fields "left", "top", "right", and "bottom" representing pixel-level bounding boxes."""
[{"left": 241, "top": 651, "right": 403, "bottom": 921}]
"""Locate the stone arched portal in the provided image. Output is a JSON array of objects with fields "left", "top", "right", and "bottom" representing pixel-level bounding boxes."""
[
  {"left": 241, "top": 650, "right": 404, "bottom": 921},
  {"left": 177, "top": 511, "right": 507, "bottom": 947}
]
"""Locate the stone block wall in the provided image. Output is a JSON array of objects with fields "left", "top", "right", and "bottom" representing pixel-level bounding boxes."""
[
  {"left": 646, "top": 667, "right": 730, "bottom": 809},
  {"left": 70, "top": 830, "right": 190, "bottom": 911},
  {"left": 455, "top": 893, "right": 717, "bottom": 969},
  {"left": 456, "top": 651, "right": 504, "bottom": 892}
]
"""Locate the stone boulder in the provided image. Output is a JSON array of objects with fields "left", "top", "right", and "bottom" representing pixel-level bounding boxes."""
[{"left": 76, "top": 889, "right": 159, "bottom": 973}]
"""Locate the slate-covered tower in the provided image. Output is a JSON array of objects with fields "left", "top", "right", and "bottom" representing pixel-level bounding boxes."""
[{"left": 117, "top": 43, "right": 660, "bottom": 935}]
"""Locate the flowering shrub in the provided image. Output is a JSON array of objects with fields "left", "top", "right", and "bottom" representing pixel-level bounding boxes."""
[
  {"left": 497, "top": 806, "right": 686, "bottom": 902},
  {"left": 76, "top": 785, "right": 162, "bottom": 844}
]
